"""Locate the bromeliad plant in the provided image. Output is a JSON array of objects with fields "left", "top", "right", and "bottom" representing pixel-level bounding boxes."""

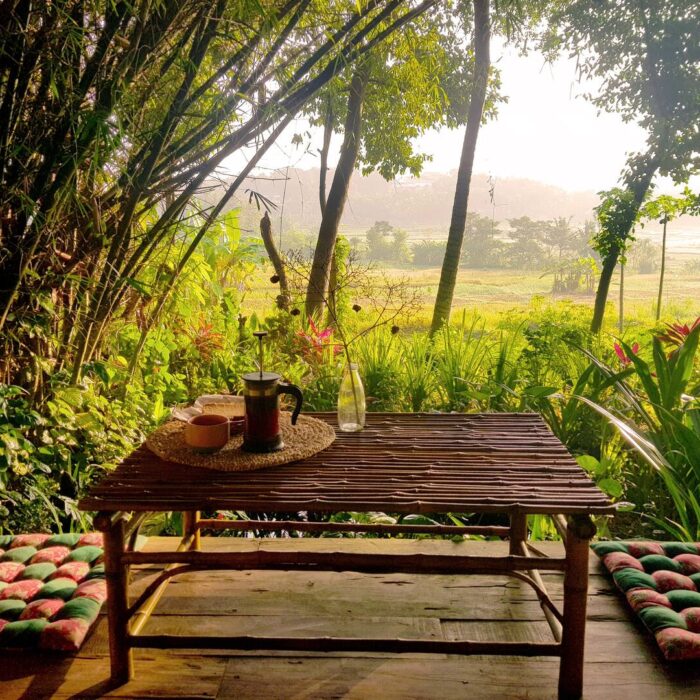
[{"left": 577, "top": 321, "right": 700, "bottom": 540}]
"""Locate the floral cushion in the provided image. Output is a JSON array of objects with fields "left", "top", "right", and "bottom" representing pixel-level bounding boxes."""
[
  {"left": 0, "top": 533, "right": 106, "bottom": 651},
  {"left": 593, "top": 541, "right": 700, "bottom": 660}
]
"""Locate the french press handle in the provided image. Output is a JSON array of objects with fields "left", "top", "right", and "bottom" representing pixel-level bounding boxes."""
[{"left": 277, "top": 382, "right": 303, "bottom": 425}]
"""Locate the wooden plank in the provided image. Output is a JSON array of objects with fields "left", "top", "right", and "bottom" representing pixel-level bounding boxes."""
[
  {"left": 141, "top": 613, "right": 444, "bottom": 641},
  {"left": 0, "top": 653, "right": 227, "bottom": 698},
  {"left": 218, "top": 656, "right": 700, "bottom": 700}
]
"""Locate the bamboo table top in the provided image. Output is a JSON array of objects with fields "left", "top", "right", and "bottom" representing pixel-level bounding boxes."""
[{"left": 79, "top": 412, "right": 615, "bottom": 516}]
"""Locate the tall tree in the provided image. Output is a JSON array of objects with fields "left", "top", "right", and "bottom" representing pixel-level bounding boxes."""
[
  {"left": 306, "top": 63, "right": 370, "bottom": 317},
  {"left": 304, "top": 4, "right": 474, "bottom": 319},
  {"left": 555, "top": 0, "right": 700, "bottom": 332},
  {"left": 430, "top": 0, "right": 490, "bottom": 333},
  {"left": 638, "top": 189, "right": 700, "bottom": 321}
]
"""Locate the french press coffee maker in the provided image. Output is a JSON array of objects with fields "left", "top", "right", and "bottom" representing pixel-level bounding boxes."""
[{"left": 242, "top": 331, "right": 303, "bottom": 453}]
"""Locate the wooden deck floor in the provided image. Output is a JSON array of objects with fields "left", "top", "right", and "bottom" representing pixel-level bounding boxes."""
[{"left": 2, "top": 537, "right": 700, "bottom": 699}]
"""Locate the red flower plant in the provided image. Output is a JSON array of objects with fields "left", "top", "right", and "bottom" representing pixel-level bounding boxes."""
[
  {"left": 656, "top": 317, "right": 700, "bottom": 348},
  {"left": 296, "top": 317, "right": 342, "bottom": 359},
  {"left": 614, "top": 342, "right": 639, "bottom": 366}
]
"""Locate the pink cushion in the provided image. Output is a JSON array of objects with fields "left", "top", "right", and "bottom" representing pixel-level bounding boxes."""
[
  {"left": 77, "top": 533, "right": 103, "bottom": 548},
  {"left": 20, "top": 598, "right": 65, "bottom": 620},
  {"left": 626, "top": 588, "right": 673, "bottom": 612},
  {"left": 0, "top": 532, "right": 106, "bottom": 652},
  {"left": 73, "top": 580, "right": 107, "bottom": 604},
  {"left": 39, "top": 619, "right": 91, "bottom": 652},
  {"left": 652, "top": 570, "right": 697, "bottom": 593},
  {"left": 675, "top": 554, "right": 700, "bottom": 575},
  {"left": 0, "top": 579, "right": 44, "bottom": 602},
  {"left": 594, "top": 540, "right": 700, "bottom": 661},
  {"left": 30, "top": 546, "right": 70, "bottom": 566},
  {"left": 656, "top": 628, "right": 700, "bottom": 660},
  {"left": 603, "top": 552, "right": 644, "bottom": 573},
  {"left": 51, "top": 562, "right": 90, "bottom": 583},
  {"left": 681, "top": 608, "right": 700, "bottom": 633},
  {"left": 10, "top": 534, "right": 50, "bottom": 549},
  {"left": 627, "top": 541, "right": 666, "bottom": 557},
  {"left": 0, "top": 562, "right": 25, "bottom": 583}
]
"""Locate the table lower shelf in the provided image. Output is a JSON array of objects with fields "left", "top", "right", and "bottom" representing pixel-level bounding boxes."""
[{"left": 97, "top": 513, "right": 593, "bottom": 699}]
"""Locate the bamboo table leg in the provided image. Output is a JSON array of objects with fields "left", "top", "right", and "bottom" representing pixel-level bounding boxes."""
[
  {"left": 97, "top": 512, "right": 133, "bottom": 684},
  {"left": 509, "top": 513, "right": 528, "bottom": 555},
  {"left": 183, "top": 510, "right": 201, "bottom": 551},
  {"left": 558, "top": 515, "right": 595, "bottom": 700}
]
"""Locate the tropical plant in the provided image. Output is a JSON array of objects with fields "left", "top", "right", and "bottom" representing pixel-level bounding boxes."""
[{"left": 575, "top": 324, "right": 700, "bottom": 540}]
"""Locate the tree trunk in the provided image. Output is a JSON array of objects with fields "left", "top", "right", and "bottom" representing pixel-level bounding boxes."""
[
  {"left": 618, "top": 262, "right": 624, "bottom": 333},
  {"left": 305, "top": 64, "right": 368, "bottom": 320},
  {"left": 259, "top": 211, "right": 290, "bottom": 309},
  {"left": 318, "top": 98, "right": 334, "bottom": 215},
  {"left": 656, "top": 216, "right": 668, "bottom": 321},
  {"left": 430, "top": 0, "right": 490, "bottom": 334},
  {"left": 590, "top": 155, "right": 658, "bottom": 333}
]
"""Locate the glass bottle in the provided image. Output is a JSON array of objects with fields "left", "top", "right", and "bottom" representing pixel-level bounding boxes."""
[{"left": 337, "top": 362, "right": 365, "bottom": 432}]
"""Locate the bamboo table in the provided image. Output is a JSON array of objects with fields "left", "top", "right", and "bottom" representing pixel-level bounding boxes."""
[{"left": 79, "top": 412, "right": 614, "bottom": 700}]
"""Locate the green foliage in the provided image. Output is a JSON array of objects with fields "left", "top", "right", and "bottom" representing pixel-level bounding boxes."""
[
  {"left": 411, "top": 240, "right": 446, "bottom": 267},
  {"left": 593, "top": 187, "right": 642, "bottom": 260},
  {"left": 364, "top": 221, "right": 412, "bottom": 264},
  {"left": 575, "top": 323, "right": 700, "bottom": 540},
  {"left": 0, "top": 381, "right": 152, "bottom": 534},
  {"left": 553, "top": 0, "right": 700, "bottom": 182}
]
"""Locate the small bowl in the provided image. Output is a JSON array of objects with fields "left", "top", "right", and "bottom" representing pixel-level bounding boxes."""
[{"left": 184, "top": 414, "right": 229, "bottom": 453}]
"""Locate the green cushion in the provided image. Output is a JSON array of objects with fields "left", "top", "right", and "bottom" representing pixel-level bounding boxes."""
[
  {"left": 0, "top": 531, "right": 107, "bottom": 651},
  {"left": 38, "top": 577, "right": 78, "bottom": 601},
  {"left": 666, "top": 590, "right": 700, "bottom": 612},
  {"left": 662, "top": 543, "right": 699, "bottom": 557},
  {"left": 612, "top": 568, "right": 658, "bottom": 592},
  {"left": 594, "top": 539, "right": 700, "bottom": 661},
  {"left": 57, "top": 597, "right": 101, "bottom": 624},
  {"left": 45, "top": 533, "right": 82, "bottom": 548},
  {"left": 0, "top": 599, "right": 27, "bottom": 621},
  {"left": 639, "top": 606, "right": 687, "bottom": 632},
  {"left": 639, "top": 555, "right": 682, "bottom": 574},
  {"left": 1, "top": 546, "right": 37, "bottom": 564},
  {"left": 85, "top": 563, "right": 105, "bottom": 579},
  {"left": 65, "top": 546, "right": 102, "bottom": 564},
  {"left": 20, "top": 562, "right": 57, "bottom": 581},
  {"left": 0, "top": 618, "right": 48, "bottom": 646},
  {"left": 591, "top": 542, "right": 629, "bottom": 556}
]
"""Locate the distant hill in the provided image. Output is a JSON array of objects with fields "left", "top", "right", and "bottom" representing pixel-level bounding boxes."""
[
  {"left": 208, "top": 168, "right": 599, "bottom": 239},
  {"left": 199, "top": 167, "right": 698, "bottom": 244}
]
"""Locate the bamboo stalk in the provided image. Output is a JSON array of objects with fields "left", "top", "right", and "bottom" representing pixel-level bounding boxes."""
[{"left": 121, "top": 549, "right": 567, "bottom": 573}]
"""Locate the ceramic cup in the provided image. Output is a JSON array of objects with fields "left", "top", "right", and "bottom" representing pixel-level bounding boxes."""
[{"left": 184, "top": 414, "right": 229, "bottom": 453}]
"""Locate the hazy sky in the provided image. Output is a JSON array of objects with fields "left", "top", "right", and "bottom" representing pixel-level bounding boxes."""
[{"left": 242, "top": 42, "right": 695, "bottom": 195}]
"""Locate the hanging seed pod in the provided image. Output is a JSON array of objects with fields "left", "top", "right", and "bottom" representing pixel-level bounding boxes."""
[
  {"left": 352, "top": 304, "right": 362, "bottom": 312},
  {"left": 290, "top": 308, "right": 301, "bottom": 316},
  {"left": 391, "top": 325, "right": 400, "bottom": 335},
  {"left": 270, "top": 274, "right": 280, "bottom": 283}
]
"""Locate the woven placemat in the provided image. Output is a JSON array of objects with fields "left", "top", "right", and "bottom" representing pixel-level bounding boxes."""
[{"left": 145, "top": 412, "right": 336, "bottom": 472}]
